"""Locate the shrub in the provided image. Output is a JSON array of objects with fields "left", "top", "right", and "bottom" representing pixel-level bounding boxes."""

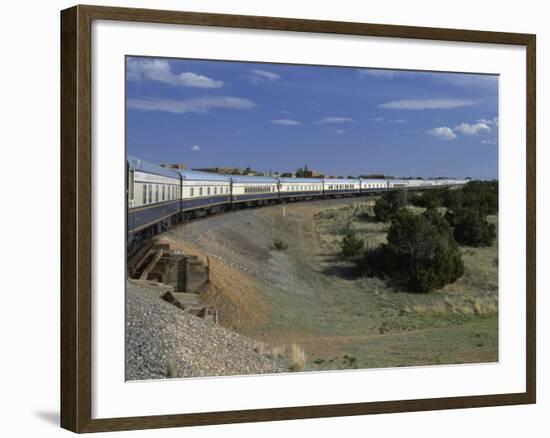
[
  {"left": 442, "top": 188, "right": 464, "bottom": 211},
  {"left": 272, "top": 237, "right": 289, "bottom": 250},
  {"left": 360, "top": 209, "right": 464, "bottom": 293},
  {"left": 373, "top": 190, "right": 408, "bottom": 222},
  {"left": 373, "top": 197, "right": 393, "bottom": 222},
  {"left": 411, "top": 191, "right": 442, "bottom": 209},
  {"left": 445, "top": 208, "right": 496, "bottom": 247},
  {"left": 385, "top": 189, "right": 409, "bottom": 210},
  {"left": 339, "top": 228, "right": 364, "bottom": 258},
  {"left": 461, "top": 180, "right": 499, "bottom": 216}
]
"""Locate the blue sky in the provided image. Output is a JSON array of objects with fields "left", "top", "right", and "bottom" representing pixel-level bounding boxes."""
[{"left": 126, "top": 56, "right": 499, "bottom": 179}]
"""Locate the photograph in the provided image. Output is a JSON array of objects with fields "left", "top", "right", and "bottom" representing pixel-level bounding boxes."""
[{"left": 125, "top": 56, "right": 500, "bottom": 381}]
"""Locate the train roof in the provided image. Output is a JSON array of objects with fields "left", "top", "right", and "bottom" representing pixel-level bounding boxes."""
[
  {"left": 127, "top": 155, "right": 181, "bottom": 179},
  {"left": 278, "top": 177, "right": 324, "bottom": 184},
  {"left": 323, "top": 178, "right": 360, "bottom": 184},
  {"left": 359, "top": 178, "right": 388, "bottom": 184},
  {"left": 179, "top": 169, "right": 230, "bottom": 182},
  {"left": 230, "top": 175, "right": 278, "bottom": 184}
]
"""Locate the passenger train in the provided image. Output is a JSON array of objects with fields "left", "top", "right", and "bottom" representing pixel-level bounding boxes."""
[{"left": 127, "top": 156, "right": 467, "bottom": 250}]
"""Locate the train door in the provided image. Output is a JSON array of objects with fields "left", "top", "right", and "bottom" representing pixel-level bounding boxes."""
[{"left": 128, "top": 167, "right": 135, "bottom": 208}]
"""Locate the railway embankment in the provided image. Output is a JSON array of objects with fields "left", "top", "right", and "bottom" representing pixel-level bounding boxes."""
[
  {"left": 126, "top": 280, "right": 287, "bottom": 380},
  {"left": 155, "top": 197, "right": 498, "bottom": 372}
]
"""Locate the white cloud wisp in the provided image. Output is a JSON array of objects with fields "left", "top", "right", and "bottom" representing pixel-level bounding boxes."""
[
  {"left": 379, "top": 99, "right": 477, "bottom": 110},
  {"left": 127, "top": 59, "right": 223, "bottom": 88},
  {"left": 127, "top": 96, "right": 256, "bottom": 114}
]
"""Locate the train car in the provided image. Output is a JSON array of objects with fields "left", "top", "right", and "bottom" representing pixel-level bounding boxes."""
[
  {"left": 406, "top": 179, "right": 424, "bottom": 189},
  {"left": 127, "top": 155, "right": 182, "bottom": 242},
  {"left": 322, "top": 178, "right": 360, "bottom": 197},
  {"left": 230, "top": 175, "right": 279, "bottom": 205},
  {"left": 179, "top": 170, "right": 231, "bottom": 217},
  {"left": 359, "top": 179, "right": 388, "bottom": 193},
  {"left": 387, "top": 179, "right": 410, "bottom": 189},
  {"left": 278, "top": 177, "right": 324, "bottom": 200}
]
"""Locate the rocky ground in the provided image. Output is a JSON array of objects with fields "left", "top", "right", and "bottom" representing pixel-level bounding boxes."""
[{"left": 126, "top": 280, "right": 287, "bottom": 380}]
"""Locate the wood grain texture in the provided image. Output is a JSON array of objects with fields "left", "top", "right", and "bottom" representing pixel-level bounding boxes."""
[{"left": 60, "top": 4, "right": 537, "bottom": 433}]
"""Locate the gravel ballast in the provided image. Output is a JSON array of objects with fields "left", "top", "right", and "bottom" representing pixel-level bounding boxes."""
[{"left": 126, "top": 281, "right": 286, "bottom": 380}]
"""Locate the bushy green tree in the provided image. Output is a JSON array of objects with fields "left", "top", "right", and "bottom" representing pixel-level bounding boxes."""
[
  {"left": 410, "top": 191, "right": 442, "bottom": 209},
  {"left": 373, "top": 197, "right": 393, "bottom": 222},
  {"left": 360, "top": 209, "right": 464, "bottom": 293},
  {"left": 373, "top": 190, "right": 408, "bottom": 222},
  {"left": 339, "top": 228, "right": 364, "bottom": 259},
  {"left": 461, "top": 180, "right": 498, "bottom": 216},
  {"left": 442, "top": 188, "right": 464, "bottom": 211},
  {"left": 445, "top": 208, "right": 496, "bottom": 247}
]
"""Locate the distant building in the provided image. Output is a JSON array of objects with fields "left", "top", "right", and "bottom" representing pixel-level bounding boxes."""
[
  {"left": 193, "top": 167, "right": 241, "bottom": 174},
  {"left": 161, "top": 163, "right": 186, "bottom": 170},
  {"left": 301, "top": 170, "right": 322, "bottom": 177}
]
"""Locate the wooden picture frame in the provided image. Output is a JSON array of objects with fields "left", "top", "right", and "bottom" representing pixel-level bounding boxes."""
[{"left": 60, "top": 4, "right": 536, "bottom": 433}]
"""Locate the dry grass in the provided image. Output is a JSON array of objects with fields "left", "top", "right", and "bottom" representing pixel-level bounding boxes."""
[
  {"left": 270, "top": 345, "right": 286, "bottom": 359},
  {"left": 167, "top": 357, "right": 177, "bottom": 378},
  {"left": 404, "top": 296, "right": 498, "bottom": 317},
  {"left": 289, "top": 343, "right": 307, "bottom": 372}
]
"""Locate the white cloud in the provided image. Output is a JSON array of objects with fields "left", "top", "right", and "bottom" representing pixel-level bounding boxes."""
[
  {"left": 426, "top": 127, "right": 457, "bottom": 141},
  {"left": 271, "top": 119, "right": 301, "bottom": 126},
  {"left": 316, "top": 116, "right": 354, "bottom": 124},
  {"left": 433, "top": 73, "right": 498, "bottom": 89},
  {"left": 357, "top": 69, "right": 402, "bottom": 79},
  {"left": 369, "top": 117, "right": 384, "bottom": 122},
  {"left": 280, "top": 110, "right": 292, "bottom": 114},
  {"left": 191, "top": 145, "right": 201, "bottom": 151},
  {"left": 387, "top": 119, "right": 408, "bottom": 123},
  {"left": 481, "top": 139, "right": 498, "bottom": 145},
  {"left": 127, "top": 59, "right": 223, "bottom": 88},
  {"left": 250, "top": 69, "right": 281, "bottom": 83},
  {"left": 335, "top": 129, "right": 345, "bottom": 134},
  {"left": 127, "top": 96, "right": 256, "bottom": 114},
  {"left": 454, "top": 122, "right": 491, "bottom": 135},
  {"left": 379, "top": 99, "right": 477, "bottom": 110},
  {"left": 477, "top": 117, "right": 499, "bottom": 126}
]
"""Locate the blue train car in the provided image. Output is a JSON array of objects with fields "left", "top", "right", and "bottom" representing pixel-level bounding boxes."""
[
  {"left": 230, "top": 175, "right": 279, "bottom": 204},
  {"left": 359, "top": 179, "right": 388, "bottom": 193},
  {"left": 323, "top": 178, "right": 360, "bottom": 196},
  {"left": 179, "top": 170, "right": 231, "bottom": 215},
  {"left": 277, "top": 177, "right": 324, "bottom": 199},
  {"left": 127, "top": 156, "right": 182, "bottom": 240}
]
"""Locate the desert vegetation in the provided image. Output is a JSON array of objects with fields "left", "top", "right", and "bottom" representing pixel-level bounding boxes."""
[
  {"left": 161, "top": 184, "right": 498, "bottom": 374},
  {"left": 357, "top": 180, "right": 498, "bottom": 292},
  {"left": 360, "top": 208, "right": 464, "bottom": 293}
]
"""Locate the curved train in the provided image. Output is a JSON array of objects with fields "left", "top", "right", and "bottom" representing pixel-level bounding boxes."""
[{"left": 127, "top": 155, "right": 467, "bottom": 250}]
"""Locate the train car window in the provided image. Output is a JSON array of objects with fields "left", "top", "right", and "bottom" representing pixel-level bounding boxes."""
[
  {"left": 189, "top": 187, "right": 193, "bottom": 197},
  {"left": 207, "top": 187, "right": 210, "bottom": 195},
  {"left": 162, "top": 185, "right": 165, "bottom": 201},
  {"left": 142, "top": 185, "right": 147, "bottom": 205},
  {"left": 199, "top": 187, "right": 203, "bottom": 196},
  {"left": 148, "top": 185, "right": 152, "bottom": 203}
]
